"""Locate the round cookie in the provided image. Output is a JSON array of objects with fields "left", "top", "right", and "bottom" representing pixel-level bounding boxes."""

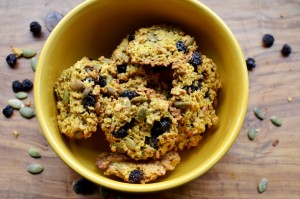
[
  {"left": 96, "top": 151, "right": 180, "bottom": 184},
  {"left": 54, "top": 56, "right": 117, "bottom": 139}
]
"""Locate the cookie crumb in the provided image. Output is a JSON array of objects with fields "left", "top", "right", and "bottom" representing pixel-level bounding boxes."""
[
  {"left": 272, "top": 138, "right": 279, "bottom": 147},
  {"left": 13, "top": 130, "right": 20, "bottom": 138},
  {"left": 287, "top": 97, "right": 292, "bottom": 102}
]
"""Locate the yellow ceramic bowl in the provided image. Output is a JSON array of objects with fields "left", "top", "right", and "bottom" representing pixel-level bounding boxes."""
[{"left": 35, "top": 0, "right": 248, "bottom": 193}]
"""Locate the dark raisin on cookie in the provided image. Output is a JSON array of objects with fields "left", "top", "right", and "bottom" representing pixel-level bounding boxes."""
[
  {"left": 151, "top": 118, "right": 171, "bottom": 137},
  {"left": 281, "top": 44, "right": 292, "bottom": 56},
  {"left": 83, "top": 93, "right": 96, "bottom": 109},
  {"left": 262, "top": 34, "right": 274, "bottom": 47},
  {"left": 176, "top": 40, "right": 187, "bottom": 53},
  {"left": 190, "top": 51, "right": 202, "bottom": 71},
  {"left": 119, "top": 90, "right": 139, "bottom": 100},
  {"left": 145, "top": 136, "right": 158, "bottom": 149},
  {"left": 129, "top": 169, "right": 144, "bottom": 183},
  {"left": 128, "top": 34, "right": 135, "bottom": 42},
  {"left": 183, "top": 80, "right": 202, "bottom": 94},
  {"left": 112, "top": 120, "right": 135, "bottom": 138},
  {"left": 246, "top": 57, "right": 256, "bottom": 70},
  {"left": 95, "top": 75, "right": 107, "bottom": 87},
  {"left": 117, "top": 64, "right": 127, "bottom": 73}
]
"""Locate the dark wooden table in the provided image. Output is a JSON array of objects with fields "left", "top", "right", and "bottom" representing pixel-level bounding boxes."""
[{"left": 0, "top": 0, "right": 299, "bottom": 198}]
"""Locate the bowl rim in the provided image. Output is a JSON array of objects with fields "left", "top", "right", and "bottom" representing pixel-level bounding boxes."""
[{"left": 34, "top": 0, "right": 249, "bottom": 193}]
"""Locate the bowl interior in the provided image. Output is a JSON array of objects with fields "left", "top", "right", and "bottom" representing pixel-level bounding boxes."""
[{"left": 35, "top": 0, "right": 248, "bottom": 193}]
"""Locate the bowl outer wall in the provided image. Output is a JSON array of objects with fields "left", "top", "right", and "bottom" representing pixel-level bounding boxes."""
[{"left": 34, "top": 0, "right": 249, "bottom": 193}]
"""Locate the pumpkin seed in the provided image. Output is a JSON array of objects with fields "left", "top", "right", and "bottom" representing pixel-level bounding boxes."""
[
  {"left": 20, "top": 107, "right": 35, "bottom": 119},
  {"left": 107, "top": 87, "right": 117, "bottom": 97},
  {"left": 15, "top": 91, "right": 28, "bottom": 99},
  {"left": 27, "top": 163, "right": 44, "bottom": 174},
  {"left": 82, "top": 87, "right": 92, "bottom": 98},
  {"left": 148, "top": 33, "right": 157, "bottom": 42},
  {"left": 95, "top": 102, "right": 101, "bottom": 114},
  {"left": 253, "top": 107, "right": 265, "bottom": 120},
  {"left": 63, "top": 90, "right": 69, "bottom": 104},
  {"left": 248, "top": 127, "right": 257, "bottom": 141},
  {"left": 106, "top": 74, "right": 113, "bottom": 84},
  {"left": 270, "top": 116, "right": 282, "bottom": 126},
  {"left": 185, "top": 37, "right": 195, "bottom": 47},
  {"left": 22, "top": 48, "right": 36, "bottom": 58},
  {"left": 28, "top": 147, "right": 41, "bottom": 158},
  {"left": 257, "top": 178, "right": 268, "bottom": 193},
  {"left": 136, "top": 108, "right": 147, "bottom": 122},
  {"left": 125, "top": 137, "right": 135, "bottom": 150},
  {"left": 69, "top": 80, "right": 85, "bottom": 91},
  {"left": 174, "top": 101, "right": 192, "bottom": 109},
  {"left": 8, "top": 99, "right": 23, "bottom": 109},
  {"left": 131, "top": 96, "right": 148, "bottom": 104},
  {"left": 31, "top": 57, "right": 38, "bottom": 71}
]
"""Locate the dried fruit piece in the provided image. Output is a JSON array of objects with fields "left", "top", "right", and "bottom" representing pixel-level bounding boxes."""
[
  {"left": 2, "top": 105, "right": 14, "bottom": 118},
  {"left": 12, "top": 80, "right": 23, "bottom": 92},
  {"left": 176, "top": 40, "right": 187, "bottom": 53},
  {"left": 6, "top": 54, "right": 17, "bottom": 67},
  {"left": 119, "top": 90, "right": 139, "bottom": 100},
  {"left": 190, "top": 51, "right": 202, "bottom": 68},
  {"left": 28, "top": 147, "right": 41, "bottom": 158},
  {"left": 281, "top": 44, "right": 292, "bottom": 57},
  {"left": 27, "top": 163, "right": 44, "bottom": 174},
  {"left": 129, "top": 169, "right": 144, "bottom": 183},
  {"left": 73, "top": 178, "right": 98, "bottom": 195},
  {"left": 117, "top": 64, "right": 127, "bottom": 73},
  {"left": 262, "top": 34, "right": 274, "bottom": 47},
  {"left": 21, "top": 79, "right": 33, "bottom": 91},
  {"left": 151, "top": 118, "right": 171, "bottom": 137},
  {"left": 128, "top": 34, "right": 135, "bottom": 42},
  {"left": 83, "top": 93, "right": 96, "bottom": 110},
  {"left": 30, "top": 21, "right": 42, "bottom": 35},
  {"left": 145, "top": 136, "right": 158, "bottom": 149},
  {"left": 270, "top": 116, "right": 282, "bottom": 126},
  {"left": 253, "top": 107, "right": 265, "bottom": 120},
  {"left": 246, "top": 57, "right": 256, "bottom": 70},
  {"left": 95, "top": 75, "right": 107, "bottom": 87},
  {"left": 257, "top": 178, "right": 268, "bottom": 193},
  {"left": 248, "top": 127, "right": 257, "bottom": 141}
]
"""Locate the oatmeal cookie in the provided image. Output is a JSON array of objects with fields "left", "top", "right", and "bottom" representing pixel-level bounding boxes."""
[
  {"left": 54, "top": 56, "right": 117, "bottom": 139},
  {"left": 96, "top": 151, "right": 180, "bottom": 183}
]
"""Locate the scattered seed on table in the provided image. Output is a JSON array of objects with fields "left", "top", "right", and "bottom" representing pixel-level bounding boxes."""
[
  {"left": 2, "top": 105, "right": 14, "bottom": 118},
  {"left": 20, "top": 107, "right": 35, "bottom": 119},
  {"left": 15, "top": 92, "right": 28, "bottom": 100},
  {"left": 246, "top": 57, "right": 256, "bottom": 70},
  {"left": 22, "top": 48, "right": 36, "bottom": 58},
  {"left": 272, "top": 138, "right": 279, "bottom": 147},
  {"left": 257, "top": 178, "right": 268, "bottom": 193},
  {"left": 6, "top": 54, "right": 17, "bottom": 67},
  {"left": 28, "top": 147, "right": 41, "bottom": 158},
  {"left": 12, "top": 130, "right": 20, "bottom": 138},
  {"left": 262, "top": 34, "right": 274, "bottom": 47},
  {"left": 27, "top": 163, "right": 44, "bottom": 174},
  {"left": 8, "top": 99, "right": 23, "bottom": 109},
  {"left": 73, "top": 178, "right": 98, "bottom": 195},
  {"left": 31, "top": 57, "right": 38, "bottom": 71},
  {"left": 30, "top": 21, "right": 42, "bottom": 36},
  {"left": 270, "top": 116, "right": 282, "bottom": 126},
  {"left": 248, "top": 127, "right": 257, "bottom": 141},
  {"left": 253, "top": 107, "right": 265, "bottom": 120},
  {"left": 281, "top": 44, "right": 292, "bottom": 57}
]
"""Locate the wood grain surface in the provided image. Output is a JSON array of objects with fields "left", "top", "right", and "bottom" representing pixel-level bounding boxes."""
[{"left": 0, "top": 0, "right": 300, "bottom": 198}]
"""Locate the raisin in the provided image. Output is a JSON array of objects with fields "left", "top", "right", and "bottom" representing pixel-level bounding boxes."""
[
  {"left": 190, "top": 52, "right": 202, "bottom": 71},
  {"left": 2, "top": 105, "right": 14, "bottom": 118},
  {"left": 83, "top": 93, "right": 96, "bottom": 109},
  {"left": 95, "top": 75, "right": 107, "bottom": 87},
  {"left": 246, "top": 57, "right": 256, "bottom": 70},
  {"left": 182, "top": 80, "right": 202, "bottom": 94},
  {"left": 145, "top": 136, "right": 158, "bottom": 149},
  {"left": 22, "top": 79, "right": 33, "bottom": 91},
  {"left": 129, "top": 169, "right": 144, "bottom": 183},
  {"left": 151, "top": 118, "right": 171, "bottom": 137},
  {"left": 281, "top": 44, "right": 292, "bottom": 57},
  {"left": 29, "top": 21, "right": 42, "bottom": 36},
  {"left": 6, "top": 54, "right": 17, "bottom": 67},
  {"left": 128, "top": 34, "right": 135, "bottom": 42},
  {"left": 72, "top": 178, "right": 98, "bottom": 195},
  {"left": 124, "top": 119, "right": 135, "bottom": 129},
  {"left": 262, "top": 34, "right": 274, "bottom": 47},
  {"left": 12, "top": 80, "right": 23, "bottom": 92},
  {"left": 112, "top": 128, "right": 128, "bottom": 138},
  {"left": 176, "top": 40, "right": 187, "bottom": 53},
  {"left": 117, "top": 64, "right": 127, "bottom": 73},
  {"left": 119, "top": 90, "right": 139, "bottom": 100}
]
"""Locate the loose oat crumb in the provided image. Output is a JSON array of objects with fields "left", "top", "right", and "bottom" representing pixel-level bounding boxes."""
[
  {"left": 11, "top": 47, "right": 23, "bottom": 58},
  {"left": 25, "top": 100, "right": 31, "bottom": 107},
  {"left": 13, "top": 130, "right": 20, "bottom": 138},
  {"left": 272, "top": 138, "right": 279, "bottom": 147},
  {"left": 287, "top": 97, "right": 292, "bottom": 102}
]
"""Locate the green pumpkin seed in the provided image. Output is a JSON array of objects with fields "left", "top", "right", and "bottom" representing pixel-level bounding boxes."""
[
  {"left": 107, "top": 87, "right": 117, "bottom": 97},
  {"left": 270, "top": 116, "right": 282, "bottom": 126},
  {"left": 27, "top": 163, "right": 44, "bottom": 174},
  {"left": 31, "top": 57, "right": 38, "bottom": 71},
  {"left": 136, "top": 108, "right": 147, "bottom": 121},
  {"left": 8, "top": 99, "right": 23, "bottom": 109},
  {"left": 28, "top": 147, "right": 41, "bottom": 158},
  {"left": 174, "top": 101, "right": 192, "bottom": 109},
  {"left": 257, "top": 178, "right": 268, "bottom": 193},
  {"left": 253, "top": 107, "right": 265, "bottom": 120},
  {"left": 106, "top": 74, "right": 113, "bottom": 84},
  {"left": 148, "top": 33, "right": 157, "bottom": 42},
  {"left": 69, "top": 80, "right": 85, "bottom": 91},
  {"left": 82, "top": 87, "right": 92, "bottom": 99},
  {"left": 20, "top": 107, "right": 35, "bottom": 119},
  {"left": 63, "top": 90, "right": 69, "bottom": 104},
  {"left": 15, "top": 91, "right": 28, "bottom": 99},
  {"left": 22, "top": 48, "right": 36, "bottom": 58},
  {"left": 185, "top": 37, "right": 195, "bottom": 47},
  {"left": 131, "top": 96, "right": 148, "bottom": 104},
  {"left": 125, "top": 137, "right": 135, "bottom": 150},
  {"left": 248, "top": 127, "right": 257, "bottom": 141},
  {"left": 95, "top": 102, "right": 101, "bottom": 114}
]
